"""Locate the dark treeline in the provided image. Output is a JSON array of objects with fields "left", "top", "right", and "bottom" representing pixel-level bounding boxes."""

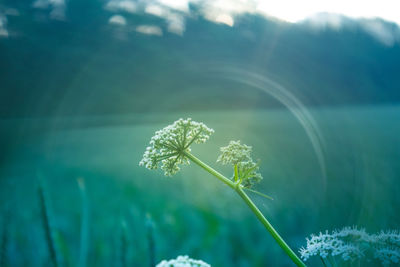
[{"left": 1, "top": 0, "right": 400, "bottom": 118}]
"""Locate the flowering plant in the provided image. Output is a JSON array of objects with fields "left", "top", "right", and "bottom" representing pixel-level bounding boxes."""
[
  {"left": 217, "top": 140, "right": 262, "bottom": 188},
  {"left": 140, "top": 118, "right": 305, "bottom": 267},
  {"left": 156, "top": 255, "right": 211, "bottom": 267}
]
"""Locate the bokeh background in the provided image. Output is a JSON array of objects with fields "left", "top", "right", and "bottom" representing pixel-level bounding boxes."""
[{"left": 0, "top": 0, "right": 399, "bottom": 266}]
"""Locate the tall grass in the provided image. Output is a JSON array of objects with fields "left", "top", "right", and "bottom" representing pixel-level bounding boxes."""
[
  {"left": 38, "top": 182, "right": 59, "bottom": 267},
  {"left": 77, "top": 178, "right": 89, "bottom": 267},
  {"left": 0, "top": 211, "right": 8, "bottom": 267},
  {"left": 119, "top": 220, "right": 128, "bottom": 267},
  {"left": 146, "top": 215, "right": 156, "bottom": 267}
]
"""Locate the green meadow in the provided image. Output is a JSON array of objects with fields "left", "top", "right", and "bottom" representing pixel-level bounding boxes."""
[{"left": 1, "top": 105, "right": 399, "bottom": 266}]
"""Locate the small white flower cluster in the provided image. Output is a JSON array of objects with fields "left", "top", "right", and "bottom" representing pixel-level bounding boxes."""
[
  {"left": 217, "top": 140, "right": 252, "bottom": 165},
  {"left": 300, "top": 227, "right": 400, "bottom": 266},
  {"left": 374, "top": 246, "right": 400, "bottom": 266},
  {"left": 156, "top": 255, "right": 211, "bottom": 267},
  {"left": 299, "top": 230, "right": 364, "bottom": 261},
  {"left": 139, "top": 118, "right": 214, "bottom": 176},
  {"left": 373, "top": 230, "right": 400, "bottom": 247},
  {"left": 331, "top": 226, "right": 371, "bottom": 241},
  {"left": 217, "top": 140, "right": 262, "bottom": 188},
  {"left": 372, "top": 230, "right": 400, "bottom": 266}
]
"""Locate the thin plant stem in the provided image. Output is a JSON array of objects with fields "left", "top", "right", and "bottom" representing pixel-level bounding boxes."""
[
  {"left": 146, "top": 216, "right": 156, "bottom": 267},
  {"left": 184, "top": 151, "right": 306, "bottom": 267},
  {"left": 242, "top": 187, "right": 274, "bottom": 200},
  {"left": 320, "top": 256, "right": 328, "bottom": 267},
  {"left": 77, "top": 178, "right": 89, "bottom": 267},
  {"left": 235, "top": 186, "right": 305, "bottom": 267},
  {"left": 120, "top": 221, "right": 128, "bottom": 267},
  {"left": 327, "top": 255, "right": 336, "bottom": 267},
  {"left": 38, "top": 183, "right": 58, "bottom": 267},
  {"left": 0, "top": 211, "right": 9, "bottom": 267},
  {"left": 183, "top": 152, "right": 235, "bottom": 189}
]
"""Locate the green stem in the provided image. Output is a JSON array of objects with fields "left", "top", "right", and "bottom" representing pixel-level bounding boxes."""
[
  {"left": 235, "top": 186, "right": 305, "bottom": 267},
  {"left": 320, "top": 256, "right": 328, "bottom": 267},
  {"left": 183, "top": 152, "right": 235, "bottom": 189},
  {"left": 234, "top": 164, "right": 239, "bottom": 182},
  {"left": 184, "top": 151, "right": 306, "bottom": 267},
  {"left": 78, "top": 178, "right": 89, "bottom": 267}
]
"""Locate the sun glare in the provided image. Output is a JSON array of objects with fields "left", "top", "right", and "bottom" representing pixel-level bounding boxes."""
[{"left": 256, "top": 0, "right": 400, "bottom": 24}]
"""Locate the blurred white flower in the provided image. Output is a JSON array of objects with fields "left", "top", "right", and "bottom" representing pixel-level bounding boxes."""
[
  {"left": 374, "top": 246, "right": 400, "bottom": 266},
  {"left": 156, "top": 255, "right": 211, "bottom": 267},
  {"left": 299, "top": 230, "right": 364, "bottom": 261},
  {"left": 300, "top": 227, "right": 400, "bottom": 265},
  {"left": 373, "top": 230, "right": 400, "bottom": 247}
]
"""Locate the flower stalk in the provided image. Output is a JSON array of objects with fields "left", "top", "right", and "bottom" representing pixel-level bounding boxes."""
[
  {"left": 183, "top": 152, "right": 235, "bottom": 188},
  {"left": 184, "top": 151, "right": 305, "bottom": 267}
]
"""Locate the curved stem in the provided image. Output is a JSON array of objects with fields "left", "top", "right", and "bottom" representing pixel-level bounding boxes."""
[
  {"left": 184, "top": 151, "right": 306, "bottom": 267},
  {"left": 235, "top": 186, "right": 305, "bottom": 267},
  {"left": 183, "top": 152, "right": 235, "bottom": 189}
]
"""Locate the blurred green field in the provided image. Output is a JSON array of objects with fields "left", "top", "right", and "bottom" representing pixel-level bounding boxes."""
[{"left": 0, "top": 105, "right": 399, "bottom": 266}]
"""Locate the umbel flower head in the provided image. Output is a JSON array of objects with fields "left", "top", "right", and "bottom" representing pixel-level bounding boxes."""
[
  {"left": 156, "top": 255, "right": 211, "bottom": 267},
  {"left": 217, "top": 140, "right": 262, "bottom": 188},
  {"left": 300, "top": 226, "right": 400, "bottom": 266},
  {"left": 139, "top": 118, "right": 214, "bottom": 176},
  {"left": 299, "top": 229, "right": 364, "bottom": 262}
]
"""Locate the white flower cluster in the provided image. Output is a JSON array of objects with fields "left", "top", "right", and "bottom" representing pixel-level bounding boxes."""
[
  {"left": 156, "top": 255, "right": 211, "bottom": 267},
  {"left": 139, "top": 118, "right": 214, "bottom": 176},
  {"left": 374, "top": 247, "right": 400, "bottom": 266},
  {"left": 300, "top": 227, "right": 400, "bottom": 266},
  {"left": 372, "top": 230, "right": 400, "bottom": 266},
  {"left": 217, "top": 140, "right": 252, "bottom": 164},
  {"left": 217, "top": 140, "right": 262, "bottom": 188},
  {"left": 331, "top": 226, "right": 371, "bottom": 241},
  {"left": 373, "top": 230, "right": 400, "bottom": 247},
  {"left": 299, "top": 230, "right": 364, "bottom": 261}
]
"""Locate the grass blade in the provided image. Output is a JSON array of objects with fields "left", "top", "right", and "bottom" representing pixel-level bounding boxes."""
[
  {"left": 77, "top": 178, "right": 89, "bottom": 267},
  {"left": 145, "top": 215, "right": 155, "bottom": 267},
  {"left": 120, "top": 220, "right": 128, "bottom": 267},
  {"left": 38, "top": 182, "right": 58, "bottom": 267},
  {"left": 0, "top": 211, "right": 9, "bottom": 267}
]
